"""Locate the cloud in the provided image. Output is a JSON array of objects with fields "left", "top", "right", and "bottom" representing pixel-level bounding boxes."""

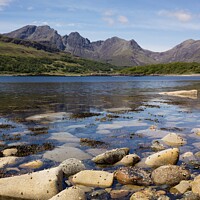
[
  {"left": 0, "top": 0, "right": 12, "bottom": 10},
  {"left": 103, "top": 17, "right": 115, "bottom": 26},
  {"left": 118, "top": 15, "right": 129, "bottom": 24},
  {"left": 104, "top": 10, "right": 114, "bottom": 17},
  {"left": 158, "top": 10, "right": 192, "bottom": 22},
  {"left": 27, "top": 6, "right": 34, "bottom": 11}
]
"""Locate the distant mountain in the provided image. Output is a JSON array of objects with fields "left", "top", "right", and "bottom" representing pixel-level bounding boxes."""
[{"left": 4, "top": 25, "right": 200, "bottom": 66}]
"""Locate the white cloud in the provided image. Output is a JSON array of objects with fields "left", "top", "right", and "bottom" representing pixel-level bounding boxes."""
[
  {"left": 0, "top": 0, "right": 12, "bottom": 10},
  {"left": 27, "top": 6, "right": 34, "bottom": 11},
  {"left": 118, "top": 15, "right": 129, "bottom": 24},
  {"left": 158, "top": 10, "right": 192, "bottom": 22},
  {"left": 104, "top": 10, "right": 114, "bottom": 17},
  {"left": 103, "top": 17, "right": 115, "bottom": 26}
]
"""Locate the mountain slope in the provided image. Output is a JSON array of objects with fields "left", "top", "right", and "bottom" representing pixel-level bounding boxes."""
[{"left": 4, "top": 25, "right": 200, "bottom": 66}]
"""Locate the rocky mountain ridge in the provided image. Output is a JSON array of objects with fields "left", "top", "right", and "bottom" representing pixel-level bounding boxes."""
[{"left": 4, "top": 25, "right": 200, "bottom": 66}]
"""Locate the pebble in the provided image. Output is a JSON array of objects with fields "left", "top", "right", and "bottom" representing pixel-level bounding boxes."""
[
  {"left": 19, "top": 160, "right": 43, "bottom": 169},
  {"left": 2, "top": 148, "right": 18, "bottom": 157},
  {"left": 114, "top": 154, "right": 140, "bottom": 166},
  {"left": 152, "top": 165, "right": 191, "bottom": 186},
  {"left": 145, "top": 148, "right": 179, "bottom": 167},
  {"left": 110, "top": 189, "right": 129, "bottom": 199},
  {"left": 59, "top": 158, "right": 86, "bottom": 177},
  {"left": 162, "top": 133, "right": 186, "bottom": 146},
  {"left": 92, "top": 148, "right": 129, "bottom": 164}
]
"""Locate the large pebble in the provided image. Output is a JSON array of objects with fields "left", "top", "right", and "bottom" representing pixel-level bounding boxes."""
[
  {"left": 162, "top": 133, "right": 186, "bottom": 146},
  {"left": 2, "top": 148, "right": 18, "bottom": 157},
  {"left": 49, "top": 186, "right": 86, "bottom": 200},
  {"left": 59, "top": 158, "right": 86, "bottom": 177},
  {"left": 0, "top": 167, "right": 63, "bottom": 199},
  {"left": 19, "top": 160, "right": 43, "bottom": 169},
  {"left": 72, "top": 170, "right": 114, "bottom": 188},
  {"left": 114, "top": 154, "right": 140, "bottom": 166},
  {"left": 152, "top": 165, "right": 190, "bottom": 186},
  {"left": 92, "top": 148, "right": 129, "bottom": 164},
  {"left": 0, "top": 156, "right": 19, "bottom": 168},
  {"left": 191, "top": 175, "right": 200, "bottom": 196},
  {"left": 145, "top": 148, "right": 179, "bottom": 167},
  {"left": 114, "top": 167, "right": 152, "bottom": 186}
]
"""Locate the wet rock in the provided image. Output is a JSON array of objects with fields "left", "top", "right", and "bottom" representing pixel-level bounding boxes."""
[
  {"left": 130, "top": 188, "right": 169, "bottom": 200},
  {"left": 43, "top": 146, "right": 92, "bottom": 162},
  {"left": 145, "top": 148, "right": 179, "bottom": 167},
  {"left": 170, "top": 180, "right": 191, "bottom": 194},
  {"left": 19, "top": 160, "right": 43, "bottom": 169},
  {"left": 194, "top": 152, "right": 200, "bottom": 158},
  {"left": 191, "top": 175, "right": 200, "bottom": 196},
  {"left": 88, "top": 189, "right": 110, "bottom": 199},
  {"left": 70, "top": 112, "right": 101, "bottom": 119},
  {"left": 162, "top": 133, "right": 186, "bottom": 146},
  {"left": 159, "top": 90, "right": 198, "bottom": 99},
  {"left": 72, "top": 170, "right": 114, "bottom": 188},
  {"left": 121, "top": 184, "right": 144, "bottom": 192},
  {"left": 105, "top": 107, "right": 132, "bottom": 113},
  {"left": 152, "top": 165, "right": 191, "bottom": 186},
  {"left": 114, "top": 166, "right": 152, "bottom": 186},
  {"left": 181, "top": 152, "right": 197, "bottom": 164},
  {"left": 80, "top": 138, "right": 107, "bottom": 148},
  {"left": 110, "top": 189, "right": 129, "bottom": 199},
  {"left": 2, "top": 148, "right": 18, "bottom": 156},
  {"left": 92, "top": 148, "right": 129, "bottom": 165},
  {"left": 181, "top": 191, "right": 200, "bottom": 200},
  {"left": 49, "top": 186, "right": 86, "bottom": 200},
  {"left": 49, "top": 132, "right": 80, "bottom": 143},
  {"left": 114, "top": 154, "right": 140, "bottom": 166},
  {"left": 59, "top": 158, "right": 86, "bottom": 177},
  {"left": 0, "top": 167, "right": 63, "bottom": 199},
  {"left": 191, "top": 128, "right": 200, "bottom": 136},
  {"left": 0, "top": 156, "right": 19, "bottom": 168},
  {"left": 151, "top": 140, "right": 166, "bottom": 151}
]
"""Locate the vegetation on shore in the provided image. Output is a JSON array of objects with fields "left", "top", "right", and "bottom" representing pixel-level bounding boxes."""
[
  {"left": 1, "top": 35, "right": 200, "bottom": 76},
  {"left": 121, "top": 62, "right": 200, "bottom": 75}
]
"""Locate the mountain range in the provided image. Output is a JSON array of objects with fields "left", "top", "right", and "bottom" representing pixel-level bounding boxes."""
[{"left": 4, "top": 25, "right": 200, "bottom": 66}]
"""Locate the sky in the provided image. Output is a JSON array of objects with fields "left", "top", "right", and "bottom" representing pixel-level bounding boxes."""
[{"left": 0, "top": 0, "right": 200, "bottom": 52}]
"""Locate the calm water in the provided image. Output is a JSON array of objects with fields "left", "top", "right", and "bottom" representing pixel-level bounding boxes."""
[{"left": 0, "top": 76, "right": 200, "bottom": 198}]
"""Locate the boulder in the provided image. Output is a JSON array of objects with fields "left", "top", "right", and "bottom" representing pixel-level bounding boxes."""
[
  {"left": 114, "top": 167, "right": 152, "bottom": 186},
  {"left": 152, "top": 165, "right": 190, "bottom": 186},
  {"left": 0, "top": 167, "right": 63, "bottom": 199},
  {"left": 19, "top": 160, "right": 43, "bottom": 169},
  {"left": 2, "top": 148, "right": 18, "bottom": 157},
  {"left": 92, "top": 148, "right": 129, "bottom": 164},
  {"left": 159, "top": 90, "right": 198, "bottom": 99},
  {"left": 49, "top": 186, "right": 86, "bottom": 200},
  {"left": 145, "top": 148, "right": 179, "bottom": 167},
  {"left": 161, "top": 133, "right": 186, "bottom": 146},
  {"left": 191, "top": 175, "right": 200, "bottom": 196},
  {"left": 114, "top": 154, "right": 140, "bottom": 166},
  {"left": 72, "top": 170, "right": 114, "bottom": 188},
  {"left": 59, "top": 158, "right": 86, "bottom": 177},
  {"left": 0, "top": 156, "right": 19, "bottom": 168}
]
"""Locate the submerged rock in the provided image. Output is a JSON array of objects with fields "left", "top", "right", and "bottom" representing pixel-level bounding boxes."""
[
  {"left": 0, "top": 156, "right": 19, "bottom": 168},
  {"left": 19, "top": 160, "right": 43, "bottom": 169},
  {"left": 92, "top": 148, "right": 129, "bottom": 165},
  {"left": 159, "top": 90, "right": 198, "bottom": 99},
  {"left": 0, "top": 167, "right": 63, "bottom": 199},
  {"left": 152, "top": 165, "right": 190, "bottom": 186},
  {"left": 161, "top": 133, "right": 186, "bottom": 146},
  {"left": 145, "top": 148, "right": 179, "bottom": 167},
  {"left": 151, "top": 140, "right": 166, "bottom": 151},
  {"left": 59, "top": 158, "right": 86, "bottom": 177},
  {"left": 2, "top": 148, "right": 18, "bottom": 157},
  {"left": 72, "top": 170, "right": 114, "bottom": 188},
  {"left": 49, "top": 186, "right": 86, "bottom": 200},
  {"left": 114, "top": 166, "right": 152, "bottom": 186}
]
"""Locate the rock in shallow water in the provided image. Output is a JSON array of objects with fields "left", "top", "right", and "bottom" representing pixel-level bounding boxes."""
[
  {"left": 162, "top": 133, "right": 186, "bottom": 146},
  {"left": 59, "top": 158, "right": 86, "bottom": 177},
  {"left": 19, "top": 160, "right": 43, "bottom": 169},
  {"left": 114, "top": 154, "right": 140, "bottom": 166},
  {"left": 0, "top": 167, "right": 63, "bottom": 200},
  {"left": 145, "top": 148, "right": 179, "bottom": 167},
  {"left": 152, "top": 165, "right": 190, "bottom": 186},
  {"left": 49, "top": 186, "right": 86, "bottom": 200},
  {"left": 72, "top": 170, "right": 114, "bottom": 188},
  {"left": 2, "top": 148, "right": 18, "bottom": 157},
  {"left": 114, "top": 166, "right": 152, "bottom": 186},
  {"left": 0, "top": 156, "right": 19, "bottom": 168},
  {"left": 92, "top": 148, "right": 129, "bottom": 164}
]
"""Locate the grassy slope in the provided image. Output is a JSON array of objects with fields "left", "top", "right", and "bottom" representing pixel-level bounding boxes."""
[
  {"left": 0, "top": 40, "right": 121, "bottom": 75},
  {"left": 121, "top": 62, "right": 200, "bottom": 75}
]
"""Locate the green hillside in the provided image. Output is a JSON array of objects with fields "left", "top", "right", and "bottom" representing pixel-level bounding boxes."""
[{"left": 0, "top": 36, "right": 121, "bottom": 75}]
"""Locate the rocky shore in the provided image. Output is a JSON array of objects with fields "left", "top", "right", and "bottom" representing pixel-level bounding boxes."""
[{"left": 0, "top": 132, "right": 200, "bottom": 200}]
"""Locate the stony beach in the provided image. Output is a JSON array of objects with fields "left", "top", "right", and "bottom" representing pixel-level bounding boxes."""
[{"left": 0, "top": 77, "right": 200, "bottom": 199}]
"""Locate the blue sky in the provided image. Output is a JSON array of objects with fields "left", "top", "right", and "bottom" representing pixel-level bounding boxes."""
[{"left": 0, "top": 0, "right": 200, "bottom": 51}]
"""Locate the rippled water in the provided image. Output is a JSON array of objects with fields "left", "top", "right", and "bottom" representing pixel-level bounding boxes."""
[{"left": 0, "top": 76, "right": 200, "bottom": 199}]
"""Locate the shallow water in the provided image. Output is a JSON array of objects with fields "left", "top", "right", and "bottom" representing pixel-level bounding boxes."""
[{"left": 0, "top": 76, "right": 200, "bottom": 199}]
